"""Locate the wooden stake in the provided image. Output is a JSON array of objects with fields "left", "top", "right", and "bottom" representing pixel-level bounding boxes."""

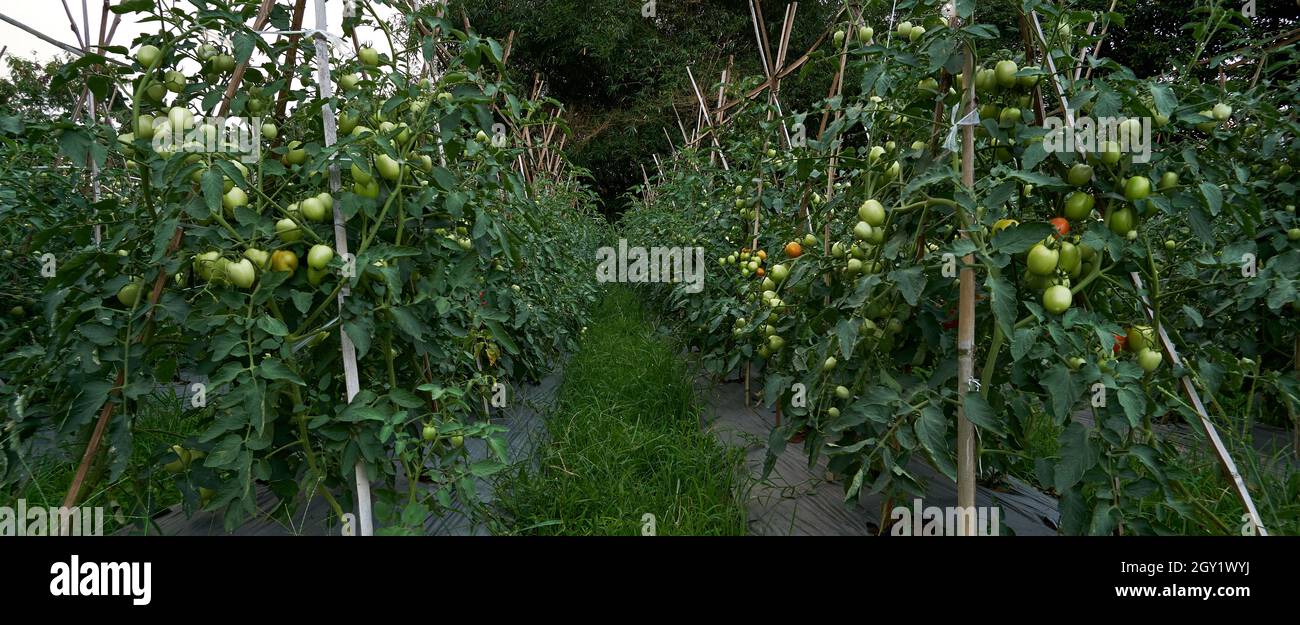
[{"left": 955, "top": 27, "right": 977, "bottom": 537}]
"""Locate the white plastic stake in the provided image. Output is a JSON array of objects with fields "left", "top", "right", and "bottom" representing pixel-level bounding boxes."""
[{"left": 312, "top": 0, "right": 373, "bottom": 537}]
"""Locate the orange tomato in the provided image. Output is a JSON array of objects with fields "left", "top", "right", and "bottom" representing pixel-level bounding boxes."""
[
  {"left": 755, "top": 267, "right": 766, "bottom": 278},
  {"left": 784, "top": 241, "right": 803, "bottom": 258},
  {"left": 756, "top": 249, "right": 768, "bottom": 261},
  {"left": 1050, "top": 216, "right": 1070, "bottom": 238}
]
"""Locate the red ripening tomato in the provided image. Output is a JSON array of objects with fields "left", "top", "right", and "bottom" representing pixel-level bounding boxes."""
[
  {"left": 1113, "top": 334, "right": 1128, "bottom": 355},
  {"left": 1050, "top": 217, "right": 1070, "bottom": 238}
]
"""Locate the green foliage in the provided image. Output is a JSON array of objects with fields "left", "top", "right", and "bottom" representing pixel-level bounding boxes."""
[
  {"left": 623, "top": 0, "right": 1299, "bottom": 535},
  {"left": 0, "top": 0, "right": 610, "bottom": 533}
]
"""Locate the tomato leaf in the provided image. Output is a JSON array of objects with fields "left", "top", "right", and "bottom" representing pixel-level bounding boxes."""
[
  {"left": 915, "top": 404, "right": 957, "bottom": 482},
  {"left": 258, "top": 358, "right": 304, "bottom": 385},
  {"left": 1054, "top": 422, "right": 1097, "bottom": 492},
  {"left": 1198, "top": 181, "right": 1223, "bottom": 216},
  {"left": 204, "top": 434, "right": 245, "bottom": 470},
  {"left": 483, "top": 319, "right": 520, "bottom": 355},
  {"left": 961, "top": 393, "right": 1003, "bottom": 436},
  {"left": 985, "top": 274, "right": 1017, "bottom": 339},
  {"left": 1042, "top": 364, "right": 1080, "bottom": 422},
  {"left": 889, "top": 266, "right": 926, "bottom": 306},
  {"left": 344, "top": 319, "right": 372, "bottom": 359},
  {"left": 833, "top": 318, "right": 859, "bottom": 360},
  {"left": 255, "top": 315, "right": 289, "bottom": 336},
  {"left": 1010, "top": 326, "right": 1039, "bottom": 361},
  {"left": 991, "top": 222, "right": 1054, "bottom": 253}
]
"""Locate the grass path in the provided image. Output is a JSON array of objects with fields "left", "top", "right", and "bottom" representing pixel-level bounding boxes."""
[{"left": 497, "top": 287, "right": 748, "bottom": 535}]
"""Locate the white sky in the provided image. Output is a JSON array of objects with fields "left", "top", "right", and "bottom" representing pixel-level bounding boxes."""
[{"left": 0, "top": 1, "right": 396, "bottom": 75}]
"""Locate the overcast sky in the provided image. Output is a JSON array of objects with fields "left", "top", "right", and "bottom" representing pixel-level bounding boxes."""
[{"left": 0, "top": 1, "right": 395, "bottom": 75}]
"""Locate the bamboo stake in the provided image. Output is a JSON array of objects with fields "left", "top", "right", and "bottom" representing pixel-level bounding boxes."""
[
  {"left": 955, "top": 19, "right": 977, "bottom": 537},
  {"left": 217, "top": 0, "right": 277, "bottom": 117},
  {"left": 311, "top": 0, "right": 373, "bottom": 537},
  {"left": 685, "top": 67, "right": 728, "bottom": 170},
  {"left": 0, "top": 12, "right": 126, "bottom": 63},
  {"left": 61, "top": 0, "right": 86, "bottom": 48},
  {"left": 1079, "top": 0, "right": 1119, "bottom": 82},
  {"left": 274, "top": 0, "right": 310, "bottom": 118}
]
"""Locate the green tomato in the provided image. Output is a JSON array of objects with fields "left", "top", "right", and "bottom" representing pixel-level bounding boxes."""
[
  {"left": 307, "top": 244, "right": 334, "bottom": 270},
  {"left": 376, "top": 154, "right": 403, "bottom": 182},
  {"left": 164, "top": 70, "right": 187, "bottom": 93},
  {"left": 276, "top": 218, "right": 303, "bottom": 243},
  {"left": 1124, "top": 176, "right": 1152, "bottom": 201},
  {"left": 222, "top": 187, "right": 248, "bottom": 212},
  {"left": 1063, "top": 192, "right": 1094, "bottom": 221},
  {"left": 1066, "top": 163, "right": 1093, "bottom": 186},
  {"left": 859, "top": 199, "right": 886, "bottom": 226},
  {"left": 999, "top": 107, "right": 1021, "bottom": 127},
  {"left": 135, "top": 44, "right": 162, "bottom": 67},
  {"left": 1043, "top": 284, "right": 1072, "bottom": 314},
  {"left": 358, "top": 46, "right": 380, "bottom": 66},
  {"left": 117, "top": 280, "right": 144, "bottom": 307},
  {"left": 243, "top": 248, "right": 270, "bottom": 270},
  {"left": 225, "top": 258, "right": 256, "bottom": 289},
  {"left": 770, "top": 264, "right": 789, "bottom": 283},
  {"left": 994, "top": 60, "right": 1018, "bottom": 88},
  {"left": 1127, "top": 325, "right": 1154, "bottom": 353},
  {"left": 823, "top": 357, "right": 837, "bottom": 372},
  {"left": 1058, "top": 241, "right": 1081, "bottom": 274},
  {"left": 1027, "top": 243, "right": 1060, "bottom": 276},
  {"left": 1138, "top": 348, "right": 1163, "bottom": 373},
  {"left": 1096, "top": 141, "right": 1122, "bottom": 166},
  {"left": 1106, "top": 207, "right": 1136, "bottom": 236},
  {"left": 422, "top": 424, "right": 438, "bottom": 441},
  {"left": 301, "top": 197, "right": 328, "bottom": 222}
]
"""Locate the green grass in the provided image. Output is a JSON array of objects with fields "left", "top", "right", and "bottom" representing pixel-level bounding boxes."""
[
  {"left": 496, "top": 287, "right": 749, "bottom": 535},
  {"left": 0, "top": 392, "right": 206, "bottom": 535}
]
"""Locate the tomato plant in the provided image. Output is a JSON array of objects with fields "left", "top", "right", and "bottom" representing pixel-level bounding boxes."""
[
  {"left": 0, "top": 0, "right": 607, "bottom": 533},
  {"left": 624, "top": 0, "right": 1300, "bottom": 534}
]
